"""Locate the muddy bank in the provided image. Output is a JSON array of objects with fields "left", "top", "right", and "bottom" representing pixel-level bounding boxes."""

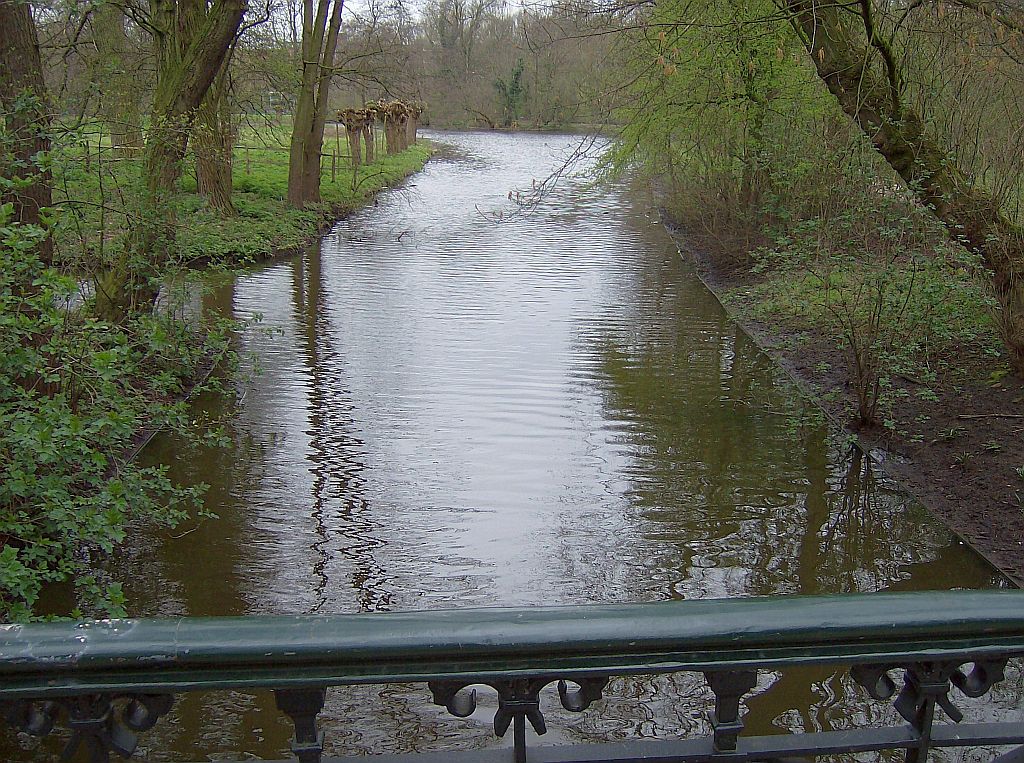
[{"left": 667, "top": 223, "right": 1024, "bottom": 587}]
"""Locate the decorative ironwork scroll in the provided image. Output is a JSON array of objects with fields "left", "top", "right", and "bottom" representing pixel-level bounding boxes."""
[
  {"left": 851, "top": 658, "right": 1010, "bottom": 762},
  {"left": 2, "top": 692, "right": 173, "bottom": 763},
  {"left": 429, "top": 677, "right": 610, "bottom": 763}
]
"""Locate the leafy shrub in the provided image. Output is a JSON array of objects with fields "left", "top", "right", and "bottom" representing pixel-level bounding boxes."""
[
  {"left": 742, "top": 180, "right": 1000, "bottom": 425},
  {"left": 0, "top": 205, "right": 231, "bottom": 620}
]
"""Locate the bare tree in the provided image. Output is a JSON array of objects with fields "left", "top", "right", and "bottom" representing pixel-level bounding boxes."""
[{"left": 287, "top": 0, "right": 344, "bottom": 207}]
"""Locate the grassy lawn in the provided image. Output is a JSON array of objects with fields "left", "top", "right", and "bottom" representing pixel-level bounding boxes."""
[{"left": 52, "top": 123, "right": 433, "bottom": 267}]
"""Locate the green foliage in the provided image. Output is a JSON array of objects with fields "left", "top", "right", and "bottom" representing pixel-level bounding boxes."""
[
  {"left": 0, "top": 212, "right": 236, "bottom": 620},
  {"left": 495, "top": 59, "right": 526, "bottom": 128},
  {"left": 735, "top": 178, "right": 1001, "bottom": 424},
  {"left": 0, "top": 112, "right": 243, "bottom": 620},
  {"left": 50, "top": 141, "right": 144, "bottom": 272},
  {"left": 608, "top": 0, "right": 817, "bottom": 185},
  {"left": 178, "top": 193, "right": 329, "bottom": 262},
  {"left": 1, "top": 121, "right": 430, "bottom": 620},
  {"left": 938, "top": 426, "right": 966, "bottom": 441},
  {"left": 54, "top": 125, "right": 432, "bottom": 268}
]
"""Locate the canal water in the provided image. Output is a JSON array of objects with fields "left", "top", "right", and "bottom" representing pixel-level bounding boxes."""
[{"left": 9, "top": 132, "right": 1016, "bottom": 760}]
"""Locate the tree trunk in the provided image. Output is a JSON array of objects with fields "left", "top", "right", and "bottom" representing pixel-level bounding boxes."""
[
  {"left": 95, "top": 115, "right": 189, "bottom": 321},
  {"left": 346, "top": 126, "right": 361, "bottom": 188},
  {"left": 0, "top": 0, "right": 53, "bottom": 265},
  {"left": 346, "top": 126, "right": 362, "bottom": 169},
  {"left": 397, "top": 116, "right": 408, "bottom": 150},
  {"left": 287, "top": 0, "right": 344, "bottom": 208},
  {"left": 739, "top": 102, "right": 767, "bottom": 208},
  {"left": 384, "top": 118, "right": 399, "bottom": 154},
  {"left": 93, "top": 4, "right": 144, "bottom": 157},
  {"left": 785, "top": 0, "right": 1024, "bottom": 372},
  {"left": 362, "top": 123, "right": 374, "bottom": 163},
  {"left": 406, "top": 114, "right": 416, "bottom": 145},
  {"left": 94, "top": 0, "right": 246, "bottom": 322},
  {"left": 195, "top": 61, "right": 237, "bottom": 216}
]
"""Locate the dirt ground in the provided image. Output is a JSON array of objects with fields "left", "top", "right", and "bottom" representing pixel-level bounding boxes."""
[{"left": 669, "top": 227, "right": 1024, "bottom": 587}]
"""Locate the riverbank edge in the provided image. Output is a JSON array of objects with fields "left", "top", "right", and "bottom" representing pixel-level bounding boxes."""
[
  {"left": 424, "top": 121, "right": 618, "bottom": 133},
  {"left": 184, "top": 142, "right": 436, "bottom": 266},
  {"left": 266, "top": 144, "right": 437, "bottom": 261},
  {"left": 662, "top": 217, "right": 1024, "bottom": 588}
]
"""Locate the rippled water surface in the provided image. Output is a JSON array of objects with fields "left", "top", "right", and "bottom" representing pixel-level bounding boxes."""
[{"left": 10, "top": 132, "right": 1014, "bottom": 761}]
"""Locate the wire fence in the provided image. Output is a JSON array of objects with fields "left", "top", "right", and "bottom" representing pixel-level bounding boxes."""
[{"left": 74, "top": 122, "right": 392, "bottom": 184}]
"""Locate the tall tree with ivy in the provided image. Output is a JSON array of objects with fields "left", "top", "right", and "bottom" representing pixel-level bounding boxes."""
[
  {"left": 0, "top": 0, "right": 52, "bottom": 264},
  {"left": 95, "top": 0, "right": 247, "bottom": 322},
  {"left": 495, "top": 58, "right": 526, "bottom": 127}
]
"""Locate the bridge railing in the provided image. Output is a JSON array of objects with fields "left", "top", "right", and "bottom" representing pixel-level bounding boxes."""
[{"left": 2, "top": 590, "right": 1024, "bottom": 763}]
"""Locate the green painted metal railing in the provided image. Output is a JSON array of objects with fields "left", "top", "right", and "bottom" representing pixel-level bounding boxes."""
[{"left": 2, "top": 590, "right": 1024, "bottom": 762}]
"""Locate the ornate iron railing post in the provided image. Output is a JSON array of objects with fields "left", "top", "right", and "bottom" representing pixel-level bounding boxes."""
[
  {"left": 1, "top": 693, "right": 173, "bottom": 763},
  {"left": 428, "top": 676, "right": 609, "bottom": 763},
  {"left": 851, "top": 657, "right": 1013, "bottom": 763},
  {"left": 274, "top": 687, "right": 326, "bottom": 763},
  {"left": 493, "top": 679, "right": 547, "bottom": 763},
  {"left": 897, "top": 663, "right": 954, "bottom": 763},
  {"left": 704, "top": 670, "right": 758, "bottom": 753}
]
